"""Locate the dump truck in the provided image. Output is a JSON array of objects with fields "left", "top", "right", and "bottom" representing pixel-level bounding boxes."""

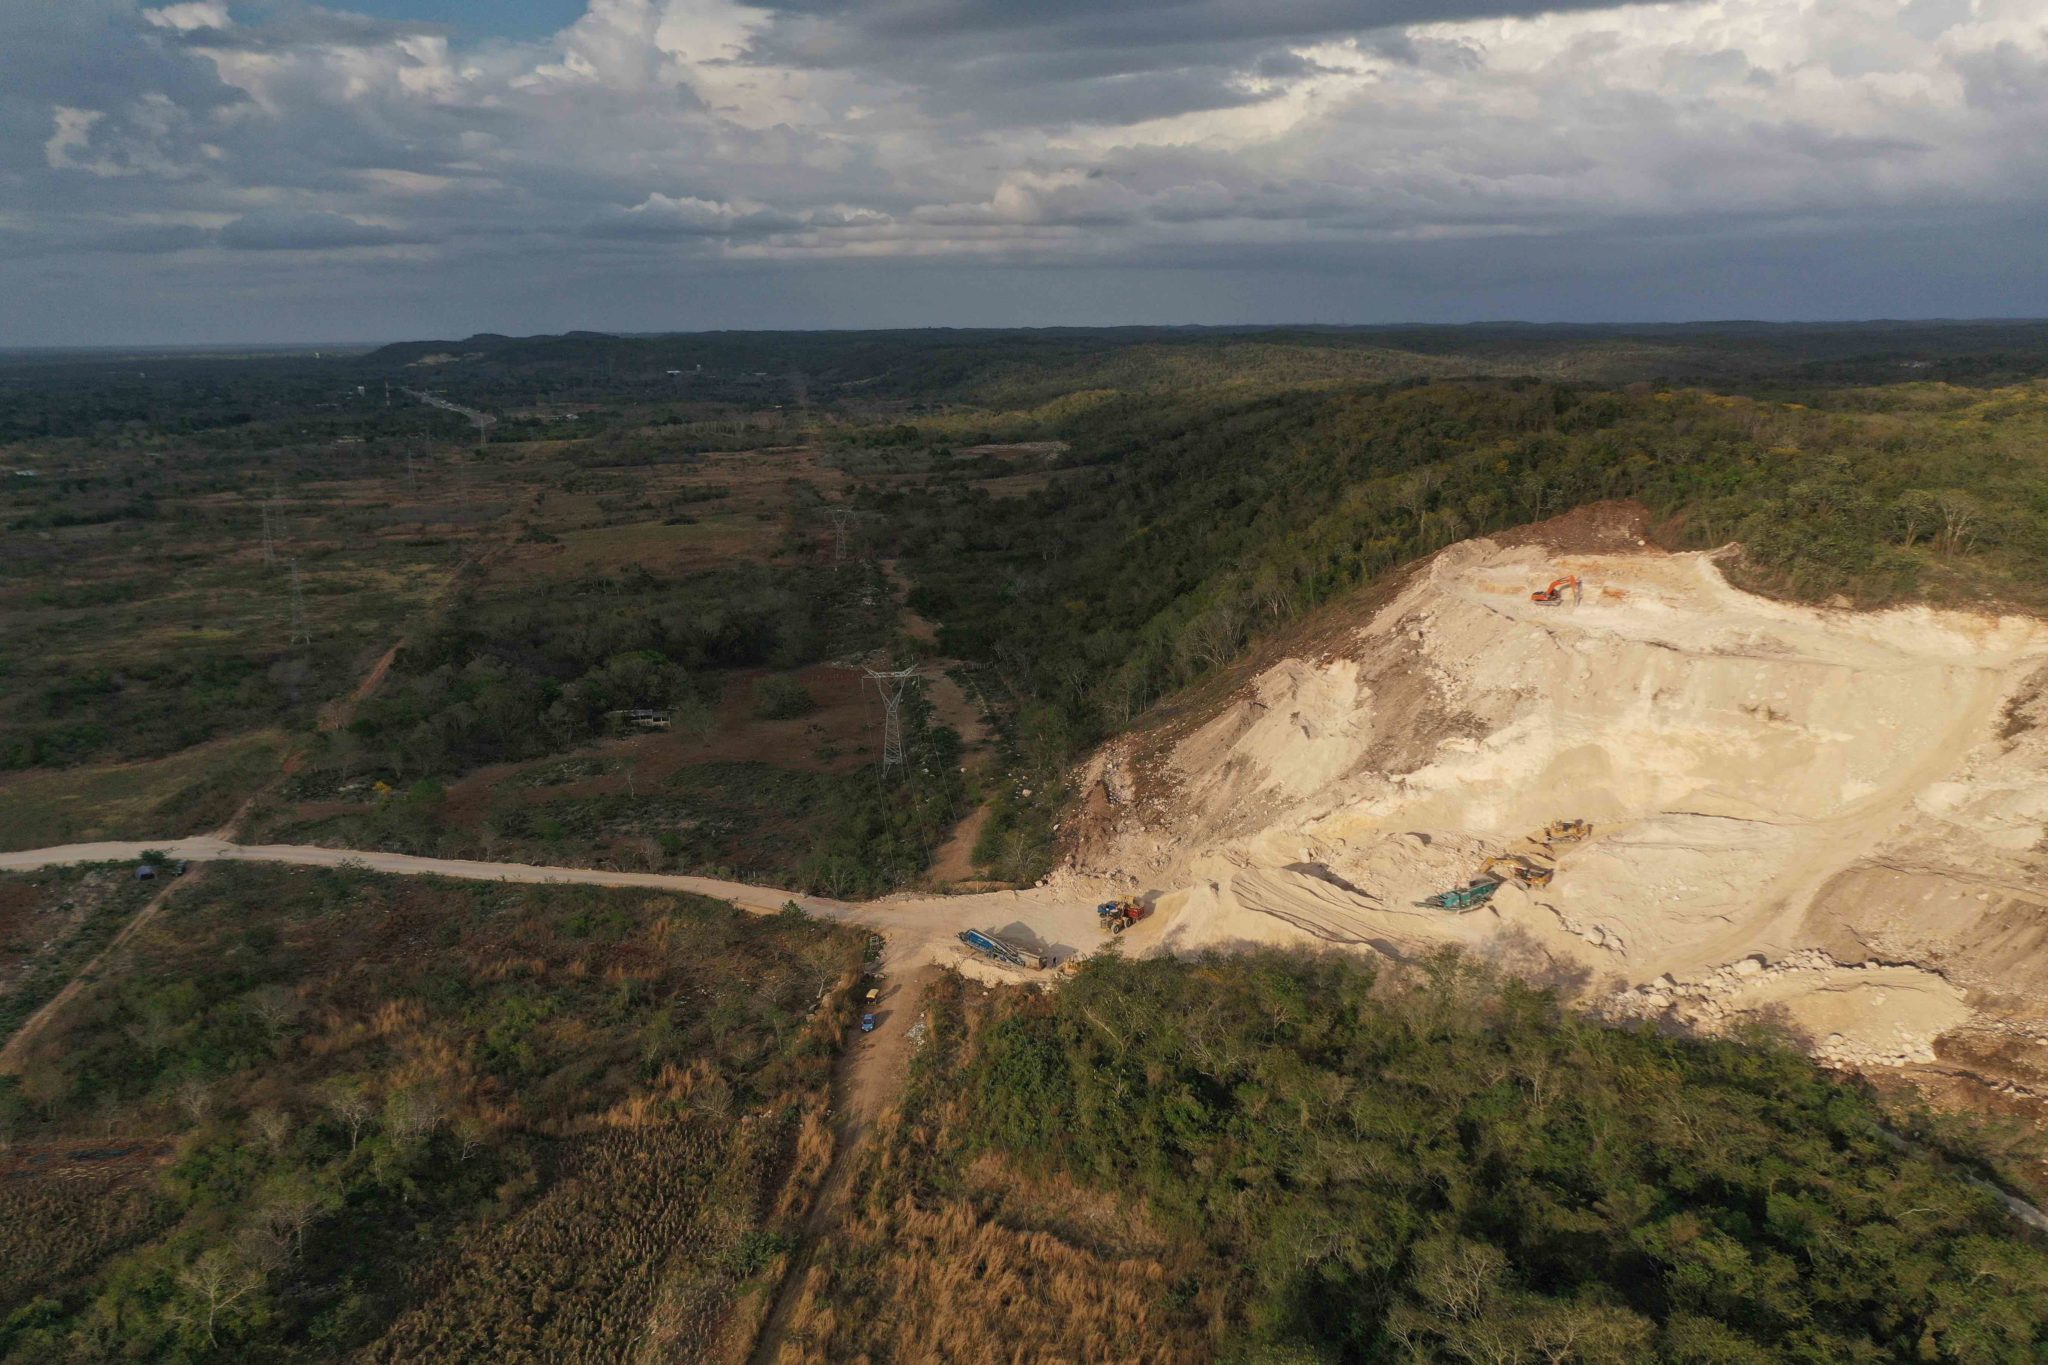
[
  {"left": 1096, "top": 898, "right": 1149, "bottom": 934},
  {"left": 958, "top": 928, "right": 1049, "bottom": 970}
]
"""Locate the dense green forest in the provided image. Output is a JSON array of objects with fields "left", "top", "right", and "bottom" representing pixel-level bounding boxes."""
[
  {"left": 862, "top": 379, "right": 2048, "bottom": 877},
  {"left": 15, "top": 321, "right": 2048, "bottom": 445},
  {"left": 808, "top": 950, "right": 2048, "bottom": 1362}
]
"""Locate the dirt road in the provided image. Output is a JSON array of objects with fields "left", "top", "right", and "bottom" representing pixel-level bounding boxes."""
[
  {"left": 749, "top": 965, "right": 935, "bottom": 1365},
  {"left": 0, "top": 865, "right": 208, "bottom": 1072},
  {"left": 0, "top": 838, "right": 1110, "bottom": 975}
]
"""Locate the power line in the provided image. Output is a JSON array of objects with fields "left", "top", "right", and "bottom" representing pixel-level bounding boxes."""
[{"left": 862, "top": 666, "right": 928, "bottom": 775}]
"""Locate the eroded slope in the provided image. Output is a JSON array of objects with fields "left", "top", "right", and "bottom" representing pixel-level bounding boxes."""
[{"left": 1072, "top": 517, "right": 2048, "bottom": 1084}]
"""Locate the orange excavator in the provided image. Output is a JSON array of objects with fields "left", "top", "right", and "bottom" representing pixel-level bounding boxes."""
[{"left": 1531, "top": 575, "right": 1582, "bottom": 606}]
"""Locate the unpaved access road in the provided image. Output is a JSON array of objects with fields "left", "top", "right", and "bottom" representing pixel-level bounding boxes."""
[
  {"left": 748, "top": 964, "right": 937, "bottom": 1365},
  {"left": 0, "top": 837, "right": 1116, "bottom": 975}
]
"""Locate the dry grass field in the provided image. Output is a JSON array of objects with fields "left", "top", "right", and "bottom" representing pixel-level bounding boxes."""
[
  {"left": 0, "top": 733, "right": 281, "bottom": 851},
  {"left": 765, "top": 974, "right": 1214, "bottom": 1364}
]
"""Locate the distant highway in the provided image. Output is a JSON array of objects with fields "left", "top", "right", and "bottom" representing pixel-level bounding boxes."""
[{"left": 403, "top": 387, "right": 497, "bottom": 435}]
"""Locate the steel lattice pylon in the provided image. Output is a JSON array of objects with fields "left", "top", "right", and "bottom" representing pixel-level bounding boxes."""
[
  {"left": 825, "top": 506, "right": 871, "bottom": 570},
  {"left": 862, "top": 666, "right": 926, "bottom": 774}
]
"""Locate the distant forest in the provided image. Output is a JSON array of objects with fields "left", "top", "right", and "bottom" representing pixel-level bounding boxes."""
[{"left": 9, "top": 322, "right": 2048, "bottom": 880}]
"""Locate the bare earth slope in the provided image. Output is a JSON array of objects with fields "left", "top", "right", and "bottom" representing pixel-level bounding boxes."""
[{"left": 1071, "top": 515, "right": 2048, "bottom": 1090}]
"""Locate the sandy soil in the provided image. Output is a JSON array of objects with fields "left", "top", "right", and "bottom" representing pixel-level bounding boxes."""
[
  {"left": 1071, "top": 517, "right": 2048, "bottom": 1079},
  {"left": 924, "top": 801, "right": 993, "bottom": 887}
]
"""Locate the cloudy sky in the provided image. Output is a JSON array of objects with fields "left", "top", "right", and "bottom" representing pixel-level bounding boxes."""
[{"left": 4, "top": 0, "right": 2045, "bottom": 344}]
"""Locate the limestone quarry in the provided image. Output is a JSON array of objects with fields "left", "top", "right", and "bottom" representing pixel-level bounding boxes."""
[{"left": 1059, "top": 511, "right": 2048, "bottom": 1102}]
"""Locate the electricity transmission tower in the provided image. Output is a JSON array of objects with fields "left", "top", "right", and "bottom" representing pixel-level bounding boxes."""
[
  {"left": 260, "top": 500, "right": 276, "bottom": 567},
  {"left": 825, "top": 507, "right": 874, "bottom": 570},
  {"left": 287, "top": 561, "right": 312, "bottom": 645},
  {"left": 863, "top": 667, "right": 927, "bottom": 774}
]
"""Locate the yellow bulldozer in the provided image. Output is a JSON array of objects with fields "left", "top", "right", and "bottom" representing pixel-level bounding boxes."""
[{"left": 1481, "top": 854, "right": 1555, "bottom": 888}]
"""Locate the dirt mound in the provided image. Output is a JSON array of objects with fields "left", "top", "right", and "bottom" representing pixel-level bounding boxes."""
[{"left": 1073, "top": 529, "right": 2048, "bottom": 1084}]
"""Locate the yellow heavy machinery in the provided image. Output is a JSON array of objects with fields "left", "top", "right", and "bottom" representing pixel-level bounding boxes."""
[
  {"left": 1481, "top": 854, "right": 1554, "bottom": 888},
  {"left": 1096, "top": 898, "right": 1150, "bottom": 934},
  {"left": 1431, "top": 852, "right": 1551, "bottom": 909},
  {"left": 1427, "top": 819, "right": 1586, "bottom": 910}
]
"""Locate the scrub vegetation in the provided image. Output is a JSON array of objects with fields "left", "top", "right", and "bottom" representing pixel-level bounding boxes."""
[
  {"left": 785, "top": 952, "right": 2048, "bottom": 1363},
  {"left": 0, "top": 863, "right": 865, "bottom": 1363}
]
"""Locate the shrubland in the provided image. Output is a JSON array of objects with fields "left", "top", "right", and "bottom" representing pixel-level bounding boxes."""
[
  {"left": 339, "top": 563, "right": 835, "bottom": 779},
  {"left": 0, "top": 862, "right": 866, "bottom": 1362},
  {"left": 0, "top": 864, "right": 158, "bottom": 1041}
]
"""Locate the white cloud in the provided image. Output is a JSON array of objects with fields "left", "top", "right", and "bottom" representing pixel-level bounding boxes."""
[
  {"left": 43, "top": 107, "right": 106, "bottom": 172},
  {"left": 42, "top": 95, "right": 202, "bottom": 178},
  {"left": 142, "top": 2, "right": 230, "bottom": 32},
  {"left": 7, "top": 0, "right": 2048, "bottom": 337}
]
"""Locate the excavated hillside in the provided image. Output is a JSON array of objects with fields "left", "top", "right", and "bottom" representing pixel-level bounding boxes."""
[{"left": 1066, "top": 507, "right": 2048, "bottom": 1101}]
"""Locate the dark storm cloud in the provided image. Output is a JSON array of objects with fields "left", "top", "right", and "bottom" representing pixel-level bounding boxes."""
[
  {"left": 217, "top": 209, "right": 430, "bottom": 249},
  {"left": 746, "top": 0, "right": 1647, "bottom": 123},
  {"left": 583, "top": 196, "right": 807, "bottom": 240},
  {"left": 1, "top": 0, "right": 2046, "bottom": 343},
  {"left": 0, "top": 1, "right": 242, "bottom": 176},
  {"left": 754, "top": 0, "right": 1634, "bottom": 54}
]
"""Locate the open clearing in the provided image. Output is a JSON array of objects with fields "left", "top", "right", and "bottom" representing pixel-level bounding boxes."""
[
  {"left": 0, "top": 732, "right": 282, "bottom": 851},
  {"left": 1071, "top": 512, "right": 2048, "bottom": 1093}
]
